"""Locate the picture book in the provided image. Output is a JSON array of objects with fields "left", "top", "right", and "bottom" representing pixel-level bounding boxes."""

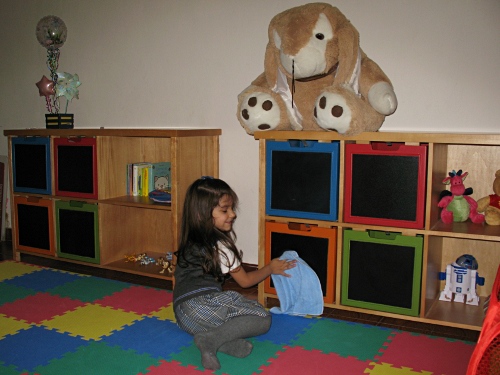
[
  {"left": 151, "top": 162, "right": 171, "bottom": 191},
  {"left": 127, "top": 162, "right": 171, "bottom": 196}
]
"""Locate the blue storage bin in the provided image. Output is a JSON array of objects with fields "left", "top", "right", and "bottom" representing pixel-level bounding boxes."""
[
  {"left": 265, "top": 140, "right": 339, "bottom": 221},
  {"left": 12, "top": 137, "right": 51, "bottom": 195}
]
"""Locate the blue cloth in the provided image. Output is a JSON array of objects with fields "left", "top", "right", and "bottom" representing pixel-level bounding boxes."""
[{"left": 270, "top": 250, "right": 324, "bottom": 316}]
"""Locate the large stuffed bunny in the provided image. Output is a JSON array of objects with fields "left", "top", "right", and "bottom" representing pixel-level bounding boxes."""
[{"left": 237, "top": 3, "right": 397, "bottom": 136}]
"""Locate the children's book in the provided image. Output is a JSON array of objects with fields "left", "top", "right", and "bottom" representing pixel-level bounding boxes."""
[
  {"left": 127, "top": 161, "right": 171, "bottom": 196},
  {"left": 141, "top": 164, "right": 153, "bottom": 197},
  {"left": 131, "top": 162, "right": 150, "bottom": 196},
  {"left": 151, "top": 162, "right": 171, "bottom": 191},
  {"left": 127, "top": 163, "right": 132, "bottom": 195}
]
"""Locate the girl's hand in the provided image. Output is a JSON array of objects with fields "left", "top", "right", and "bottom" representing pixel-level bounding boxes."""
[
  {"left": 230, "top": 257, "right": 298, "bottom": 288},
  {"left": 269, "top": 258, "right": 297, "bottom": 277}
]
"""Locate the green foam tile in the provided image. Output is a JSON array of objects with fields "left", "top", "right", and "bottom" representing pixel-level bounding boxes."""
[
  {"left": 293, "top": 319, "right": 395, "bottom": 361},
  {"left": 49, "top": 276, "right": 132, "bottom": 303},
  {"left": 216, "top": 339, "right": 283, "bottom": 375},
  {"left": 0, "top": 363, "right": 22, "bottom": 375},
  {"left": 170, "top": 339, "right": 282, "bottom": 375},
  {"left": 34, "top": 341, "right": 159, "bottom": 375}
]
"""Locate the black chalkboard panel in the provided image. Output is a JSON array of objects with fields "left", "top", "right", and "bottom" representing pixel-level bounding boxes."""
[
  {"left": 58, "top": 209, "right": 96, "bottom": 258},
  {"left": 56, "top": 201, "right": 99, "bottom": 263},
  {"left": 57, "top": 146, "right": 94, "bottom": 194},
  {"left": 270, "top": 232, "right": 329, "bottom": 296},
  {"left": 351, "top": 154, "right": 418, "bottom": 221},
  {"left": 17, "top": 204, "right": 51, "bottom": 251},
  {"left": 347, "top": 240, "right": 415, "bottom": 308}
]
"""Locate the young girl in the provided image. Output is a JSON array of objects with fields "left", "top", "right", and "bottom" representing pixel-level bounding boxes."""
[{"left": 173, "top": 177, "right": 296, "bottom": 370}]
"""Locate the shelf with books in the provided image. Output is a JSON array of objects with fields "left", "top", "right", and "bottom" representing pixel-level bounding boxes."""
[
  {"left": 5, "top": 128, "right": 220, "bottom": 281},
  {"left": 127, "top": 161, "right": 172, "bottom": 202}
]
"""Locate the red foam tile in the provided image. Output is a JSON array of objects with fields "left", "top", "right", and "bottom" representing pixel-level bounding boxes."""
[
  {"left": 259, "top": 346, "right": 370, "bottom": 375},
  {"left": 141, "top": 360, "right": 213, "bottom": 374},
  {"left": 377, "top": 331, "right": 475, "bottom": 375},
  {"left": 0, "top": 292, "right": 85, "bottom": 324},
  {"left": 96, "top": 285, "right": 173, "bottom": 315}
]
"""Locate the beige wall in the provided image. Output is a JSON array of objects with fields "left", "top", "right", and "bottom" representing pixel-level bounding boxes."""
[{"left": 1, "top": 0, "right": 499, "bottom": 263}]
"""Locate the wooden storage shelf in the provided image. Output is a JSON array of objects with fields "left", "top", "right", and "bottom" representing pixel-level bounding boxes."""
[
  {"left": 101, "top": 195, "right": 172, "bottom": 210},
  {"left": 103, "top": 251, "right": 174, "bottom": 279},
  {"left": 5, "top": 128, "right": 220, "bottom": 281},
  {"left": 255, "top": 131, "right": 500, "bottom": 331}
]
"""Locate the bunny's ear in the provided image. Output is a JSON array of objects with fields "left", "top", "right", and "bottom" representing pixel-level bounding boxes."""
[{"left": 333, "top": 17, "right": 360, "bottom": 86}]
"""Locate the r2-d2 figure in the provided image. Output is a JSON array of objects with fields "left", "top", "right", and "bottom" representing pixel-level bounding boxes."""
[{"left": 439, "top": 254, "right": 485, "bottom": 306}]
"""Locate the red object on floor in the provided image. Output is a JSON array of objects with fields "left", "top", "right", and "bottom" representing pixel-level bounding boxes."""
[{"left": 467, "top": 264, "right": 500, "bottom": 375}]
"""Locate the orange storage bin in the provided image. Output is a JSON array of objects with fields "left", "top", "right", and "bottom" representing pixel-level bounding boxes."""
[
  {"left": 14, "top": 196, "right": 55, "bottom": 256},
  {"left": 265, "top": 221, "right": 336, "bottom": 303}
]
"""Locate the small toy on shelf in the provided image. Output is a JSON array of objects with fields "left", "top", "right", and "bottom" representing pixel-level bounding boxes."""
[
  {"left": 476, "top": 169, "right": 500, "bottom": 225},
  {"left": 140, "top": 255, "right": 156, "bottom": 265},
  {"left": 124, "top": 254, "right": 137, "bottom": 262},
  {"left": 437, "top": 169, "right": 485, "bottom": 224},
  {"left": 157, "top": 253, "right": 174, "bottom": 274},
  {"left": 439, "top": 254, "right": 485, "bottom": 306},
  {"left": 124, "top": 253, "right": 155, "bottom": 265}
]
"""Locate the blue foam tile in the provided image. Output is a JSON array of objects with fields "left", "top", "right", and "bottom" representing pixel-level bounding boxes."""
[
  {"left": 101, "top": 316, "right": 193, "bottom": 359},
  {"left": 4, "top": 268, "right": 83, "bottom": 293},
  {"left": 0, "top": 325, "right": 87, "bottom": 372},
  {"left": 255, "top": 313, "right": 316, "bottom": 345}
]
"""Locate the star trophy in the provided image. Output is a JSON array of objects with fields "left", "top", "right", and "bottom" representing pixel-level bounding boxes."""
[{"left": 35, "top": 15, "right": 81, "bottom": 128}]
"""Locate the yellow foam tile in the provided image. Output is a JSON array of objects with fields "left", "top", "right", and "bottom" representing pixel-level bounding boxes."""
[
  {"left": 0, "top": 261, "right": 41, "bottom": 282},
  {"left": 42, "top": 303, "right": 143, "bottom": 341},
  {"left": 365, "top": 363, "right": 433, "bottom": 375},
  {"left": 0, "top": 314, "right": 32, "bottom": 338},
  {"left": 149, "top": 304, "right": 176, "bottom": 322}
]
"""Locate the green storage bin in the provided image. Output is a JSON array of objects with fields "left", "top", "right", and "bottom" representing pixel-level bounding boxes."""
[
  {"left": 56, "top": 200, "right": 99, "bottom": 264},
  {"left": 341, "top": 229, "right": 423, "bottom": 317}
]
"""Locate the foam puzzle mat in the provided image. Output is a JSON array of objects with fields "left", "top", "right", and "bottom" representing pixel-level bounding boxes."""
[{"left": 0, "top": 261, "right": 476, "bottom": 374}]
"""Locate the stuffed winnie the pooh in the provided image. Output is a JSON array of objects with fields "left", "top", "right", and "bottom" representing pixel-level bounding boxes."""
[
  {"left": 476, "top": 169, "right": 500, "bottom": 225},
  {"left": 237, "top": 2, "right": 397, "bottom": 136}
]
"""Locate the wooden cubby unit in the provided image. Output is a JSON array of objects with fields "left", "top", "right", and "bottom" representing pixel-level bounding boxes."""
[
  {"left": 5, "top": 128, "right": 220, "bottom": 280},
  {"left": 255, "top": 130, "right": 500, "bottom": 331}
]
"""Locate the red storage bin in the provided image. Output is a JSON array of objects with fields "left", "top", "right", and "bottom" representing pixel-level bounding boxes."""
[
  {"left": 344, "top": 142, "right": 427, "bottom": 229},
  {"left": 54, "top": 137, "right": 98, "bottom": 199}
]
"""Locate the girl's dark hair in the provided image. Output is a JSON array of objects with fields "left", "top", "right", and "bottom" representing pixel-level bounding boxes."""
[{"left": 175, "top": 177, "right": 242, "bottom": 280}]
